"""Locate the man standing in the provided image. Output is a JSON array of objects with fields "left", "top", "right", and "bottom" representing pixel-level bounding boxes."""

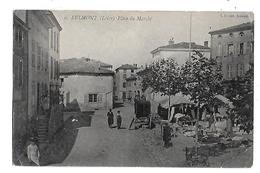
[{"left": 107, "top": 109, "right": 114, "bottom": 128}]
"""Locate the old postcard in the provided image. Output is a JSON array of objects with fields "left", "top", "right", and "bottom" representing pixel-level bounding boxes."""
[{"left": 13, "top": 10, "right": 254, "bottom": 167}]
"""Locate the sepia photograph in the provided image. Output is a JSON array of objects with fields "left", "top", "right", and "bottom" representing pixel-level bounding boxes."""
[{"left": 12, "top": 10, "right": 254, "bottom": 167}]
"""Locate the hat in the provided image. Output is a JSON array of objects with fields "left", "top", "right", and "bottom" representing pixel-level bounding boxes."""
[{"left": 29, "top": 137, "right": 36, "bottom": 142}]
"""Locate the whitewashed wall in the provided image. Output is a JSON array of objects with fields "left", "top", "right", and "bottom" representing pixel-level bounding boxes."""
[{"left": 62, "top": 74, "right": 113, "bottom": 111}]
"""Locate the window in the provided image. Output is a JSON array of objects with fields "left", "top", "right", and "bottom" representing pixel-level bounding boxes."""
[
  {"left": 227, "top": 64, "right": 232, "bottom": 78},
  {"left": 217, "top": 43, "right": 222, "bottom": 56},
  {"left": 66, "top": 92, "right": 70, "bottom": 105},
  {"left": 45, "top": 52, "right": 48, "bottom": 71},
  {"left": 122, "top": 92, "right": 126, "bottom": 100},
  {"left": 15, "top": 26, "right": 24, "bottom": 47},
  {"left": 51, "top": 57, "right": 53, "bottom": 79},
  {"left": 31, "top": 39, "right": 35, "bottom": 67},
  {"left": 57, "top": 33, "right": 59, "bottom": 53},
  {"left": 250, "top": 41, "right": 254, "bottom": 53},
  {"left": 37, "top": 43, "right": 41, "bottom": 70},
  {"left": 229, "top": 33, "right": 233, "bottom": 37},
  {"left": 239, "top": 43, "right": 244, "bottom": 55},
  {"left": 15, "top": 57, "right": 23, "bottom": 87},
  {"left": 131, "top": 69, "right": 134, "bottom": 73},
  {"left": 239, "top": 32, "right": 244, "bottom": 37},
  {"left": 123, "top": 82, "right": 126, "bottom": 88},
  {"left": 98, "top": 94, "right": 102, "bottom": 102},
  {"left": 54, "top": 31, "right": 56, "bottom": 51},
  {"left": 41, "top": 49, "right": 44, "bottom": 71},
  {"left": 217, "top": 34, "right": 222, "bottom": 38},
  {"left": 228, "top": 44, "right": 234, "bottom": 55},
  {"left": 237, "top": 64, "right": 244, "bottom": 77},
  {"left": 51, "top": 29, "right": 53, "bottom": 49},
  {"left": 89, "top": 94, "right": 97, "bottom": 103},
  {"left": 32, "top": 81, "right": 36, "bottom": 96}
]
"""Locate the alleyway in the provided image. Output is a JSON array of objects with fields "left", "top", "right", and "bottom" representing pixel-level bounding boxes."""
[{"left": 55, "top": 103, "right": 159, "bottom": 166}]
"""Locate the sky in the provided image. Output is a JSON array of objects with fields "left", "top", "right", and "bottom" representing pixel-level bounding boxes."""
[{"left": 53, "top": 11, "right": 253, "bottom": 69}]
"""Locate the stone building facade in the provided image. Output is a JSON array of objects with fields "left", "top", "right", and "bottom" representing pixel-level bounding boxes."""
[
  {"left": 27, "top": 10, "right": 62, "bottom": 118},
  {"left": 114, "top": 64, "right": 140, "bottom": 102},
  {"left": 60, "top": 58, "right": 114, "bottom": 111},
  {"left": 13, "top": 12, "right": 29, "bottom": 164},
  {"left": 209, "top": 22, "right": 254, "bottom": 80}
]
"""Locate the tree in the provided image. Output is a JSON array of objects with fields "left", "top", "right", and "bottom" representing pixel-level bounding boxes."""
[
  {"left": 181, "top": 50, "right": 223, "bottom": 142},
  {"left": 226, "top": 64, "right": 253, "bottom": 133},
  {"left": 181, "top": 50, "right": 223, "bottom": 109},
  {"left": 140, "top": 58, "right": 183, "bottom": 119}
]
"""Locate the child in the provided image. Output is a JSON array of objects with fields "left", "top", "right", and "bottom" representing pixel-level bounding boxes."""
[
  {"left": 116, "top": 110, "right": 122, "bottom": 129},
  {"left": 27, "top": 138, "right": 40, "bottom": 166}
]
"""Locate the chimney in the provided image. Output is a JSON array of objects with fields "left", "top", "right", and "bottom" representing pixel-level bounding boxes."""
[
  {"left": 168, "top": 37, "right": 175, "bottom": 45},
  {"left": 204, "top": 41, "right": 209, "bottom": 47}
]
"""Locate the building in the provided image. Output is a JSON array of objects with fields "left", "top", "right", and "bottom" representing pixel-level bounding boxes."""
[
  {"left": 13, "top": 11, "right": 62, "bottom": 161},
  {"left": 114, "top": 64, "right": 140, "bottom": 102},
  {"left": 13, "top": 12, "right": 29, "bottom": 164},
  {"left": 151, "top": 38, "right": 210, "bottom": 65},
  {"left": 60, "top": 58, "right": 114, "bottom": 111},
  {"left": 209, "top": 22, "right": 254, "bottom": 80},
  {"left": 26, "top": 10, "right": 62, "bottom": 118},
  {"left": 125, "top": 74, "right": 143, "bottom": 102},
  {"left": 47, "top": 12, "right": 62, "bottom": 106}
]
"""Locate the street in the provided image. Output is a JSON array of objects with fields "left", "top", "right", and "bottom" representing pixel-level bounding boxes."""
[
  {"left": 54, "top": 103, "right": 253, "bottom": 167},
  {"left": 56, "top": 103, "right": 159, "bottom": 166}
]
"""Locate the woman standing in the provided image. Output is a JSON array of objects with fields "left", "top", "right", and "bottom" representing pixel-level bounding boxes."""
[{"left": 107, "top": 109, "right": 114, "bottom": 128}]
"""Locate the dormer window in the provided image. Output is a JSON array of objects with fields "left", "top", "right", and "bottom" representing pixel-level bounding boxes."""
[
  {"left": 229, "top": 33, "right": 233, "bottom": 37},
  {"left": 239, "top": 32, "right": 244, "bottom": 37}
]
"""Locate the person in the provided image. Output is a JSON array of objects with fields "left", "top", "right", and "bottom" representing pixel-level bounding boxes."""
[
  {"left": 226, "top": 114, "right": 233, "bottom": 137},
  {"left": 209, "top": 112, "right": 216, "bottom": 132},
  {"left": 116, "top": 110, "right": 122, "bottom": 129},
  {"left": 163, "top": 123, "right": 172, "bottom": 148},
  {"left": 27, "top": 138, "right": 40, "bottom": 166},
  {"left": 107, "top": 109, "right": 114, "bottom": 128},
  {"left": 201, "top": 107, "right": 207, "bottom": 121},
  {"left": 158, "top": 104, "right": 162, "bottom": 116}
]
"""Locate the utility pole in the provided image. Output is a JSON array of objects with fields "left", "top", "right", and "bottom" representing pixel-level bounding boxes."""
[{"left": 188, "top": 12, "right": 192, "bottom": 61}]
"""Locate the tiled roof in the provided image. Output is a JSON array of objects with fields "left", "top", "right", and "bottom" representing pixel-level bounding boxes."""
[
  {"left": 116, "top": 64, "right": 138, "bottom": 70},
  {"left": 209, "top": 22, "right": 254, "bottom": 35},
  {"left": 151, "top": 42, "right": 210, "bottom": 54},
  {"left": 60, "top": 57, "right": 114, "bottom": 75}
]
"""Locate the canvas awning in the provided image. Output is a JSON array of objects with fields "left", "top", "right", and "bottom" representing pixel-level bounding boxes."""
[
  {"left": 155, "top": 92, "right": 192, "bottom": 108},
  {"left": 214, "top": 94, "right": 234, "bottom": 108}
]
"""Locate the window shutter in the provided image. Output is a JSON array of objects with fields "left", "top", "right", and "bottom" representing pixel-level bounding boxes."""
[
  {"left": 84, "top": 94, "right": 88, "bottom": 104},
  {"left": 98, "top": 94, "right": 102, "bottom": 102},
  {"left": 244, "top": 42, "right": 247, "bottom": 54}
]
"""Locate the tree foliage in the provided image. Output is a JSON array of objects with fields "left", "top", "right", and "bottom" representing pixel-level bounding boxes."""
[
  {"left": 141, "top": 58, "right": 183, "bottom": 96},
  {"left": 181, "top": 50, "right": 223, "bottom": 108},
  {"left": 225, "top": 64, "right": 253, "bottom": 132}
]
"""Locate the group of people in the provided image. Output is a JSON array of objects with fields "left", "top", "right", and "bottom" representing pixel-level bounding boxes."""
[{"left": 107, "top": 109, "right": 122, "bottom": 129}]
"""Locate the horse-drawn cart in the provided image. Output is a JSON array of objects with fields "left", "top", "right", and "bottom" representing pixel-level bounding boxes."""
[{"left": 129, "top": 100, "right": 152, "bottom": 129}]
